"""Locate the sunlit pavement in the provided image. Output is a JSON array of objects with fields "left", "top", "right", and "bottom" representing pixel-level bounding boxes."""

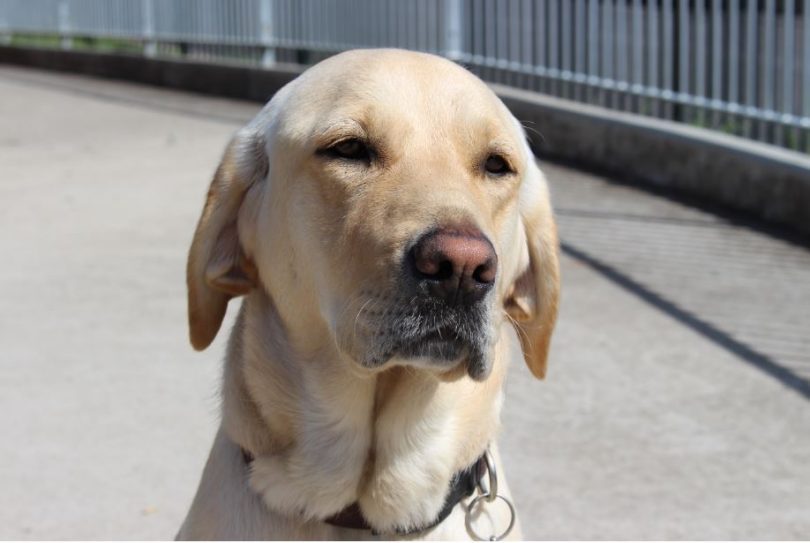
[{"left": 1, "top": 65, "right": 808, "bottom": 539}]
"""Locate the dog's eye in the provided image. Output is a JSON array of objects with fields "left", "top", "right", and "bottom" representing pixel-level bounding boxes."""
[
  {"left": 326, "top": 138, "right": 371, "bottom": 161},
  {"left": 484, "top": 154, "right": 512, "bottom": 176}
]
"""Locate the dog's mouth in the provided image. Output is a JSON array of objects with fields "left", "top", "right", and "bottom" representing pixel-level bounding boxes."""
[
  {"left": 393, "top": 325, "right": 468, "bottom": 362},
  {"left": 358, "top": 296, "right": 494, "bottom": 380}
]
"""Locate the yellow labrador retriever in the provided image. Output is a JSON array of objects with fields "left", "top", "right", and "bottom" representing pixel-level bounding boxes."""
[{"left": 177, "top": 49, "right": 559, "bottom": 540}]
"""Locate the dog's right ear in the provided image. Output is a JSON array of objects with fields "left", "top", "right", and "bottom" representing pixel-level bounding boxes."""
[
  {"left": 187, "top": 128, "right": 268, "bottom": 350},
  {"left": 505, "top": 159, "right": 560, "bottom": 379}
]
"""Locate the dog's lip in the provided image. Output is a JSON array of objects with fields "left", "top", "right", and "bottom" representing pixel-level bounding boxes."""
[
  {"left": 419, "top": 325, "right": 462, "bottom": 343},
  {"left": 394, "top": 323, "right": 472, "bottom": 353},
  {"left": 389, "top": 327, "right": 470, "bottom": 362}
]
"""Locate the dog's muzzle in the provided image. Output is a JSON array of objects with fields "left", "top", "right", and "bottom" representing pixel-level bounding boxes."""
[{"left": 357, "top": 225, "right": 498, "bottom": 380}]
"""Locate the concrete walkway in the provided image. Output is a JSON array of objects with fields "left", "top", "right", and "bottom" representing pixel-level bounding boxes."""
[{"left": 1, "top": 66, "right": 808, "bottom": 540}]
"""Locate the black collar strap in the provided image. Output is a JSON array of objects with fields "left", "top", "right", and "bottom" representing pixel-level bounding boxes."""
[{"left": 241, "top": 448, "right": 487, "bottom": 536}]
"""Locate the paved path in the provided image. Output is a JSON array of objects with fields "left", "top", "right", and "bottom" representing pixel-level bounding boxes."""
[{"left": 1, "top": 66, "right": 808, "bottom": 540}]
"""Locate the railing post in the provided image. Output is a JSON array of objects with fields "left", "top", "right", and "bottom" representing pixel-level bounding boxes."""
[
  {"left": 443, "top": 0, "right": 463, "bottom": 61},
  {"left": 0, "top": 5, "right": 10, "bottom": 45},
  {"left": 58, "top": 0, "right": 72, "bottom": 50},
  {"left": 260, "top": 0, "right": 276, "bottom": 67},
  {"left": 142, "top": 0, "right": 156, "bottom": 57}
]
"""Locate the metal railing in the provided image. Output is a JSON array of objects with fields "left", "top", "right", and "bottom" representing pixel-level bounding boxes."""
[{"left": 1, "top": 0, "right": 808, "bottom": 153}]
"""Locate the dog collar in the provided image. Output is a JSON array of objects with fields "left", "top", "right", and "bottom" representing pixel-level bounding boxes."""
[
  {"left": 240, "top": 448, "right": 488, "bottom": 536},
  {"left": 325, "top": 453, "right": 487, "bottom": 535}
]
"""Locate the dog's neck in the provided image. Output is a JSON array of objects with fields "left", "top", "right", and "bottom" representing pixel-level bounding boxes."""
[{"left": 218, "top": 289, "right": 506, "bottom": 533}]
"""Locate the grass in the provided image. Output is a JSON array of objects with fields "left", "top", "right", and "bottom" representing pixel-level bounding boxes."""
[{"left": 10, "top": 33, "right": 142, "bottom": 54}]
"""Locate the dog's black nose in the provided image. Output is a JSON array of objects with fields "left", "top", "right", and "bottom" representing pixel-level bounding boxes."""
[{"left": 409, "top": 226, "right": 497, "bottom": 305}]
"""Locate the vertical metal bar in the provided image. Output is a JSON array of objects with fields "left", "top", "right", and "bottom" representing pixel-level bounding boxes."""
[
  {"left": 728, "top": 0, "right": 739, "bottom": 106},
  {"left": 574, "top": 0, "right": 585, "bottom": 74},
  {"left": 285, "top": 0, "right": 294, "bottom": 51},
  {"left": 58, "top": 0, "right": 72, "bottom": 49},
  {"left": 726, "top": 0, "right": 739, "bottom": 135},
  {"left": 485, "top": 0, "right": 495, "bottom": 68},
  {"left": 435, "top": 0, "right": 443, "bottom": 54},
  {"left": 416, "top": 0, "right": 426, "bottom": 52},
  {"left": 574, "top": 0, "right": 585, "bottom": 97},
  {"left": 1, "top": 1, "right": 11, "bottom": 42},
  {"left": 291, "top": 0, "right": 299, "bottom": 50},
  {"left": 632, "top": 0, "right": 643, "bottom": 112},
  {"left": 271, "top": 0, "right": 280, "bottom": 50},
  {"left": 602, "top": 0, "right": 614, "bottom": 106},
  {"left": 561, "top": 0, "right": 572, "bottom": 97},
  {"left": 198, "top": 0, "right": 205, "bottom": 59},
  {"left": 744, "top": 0, "right": 758, "bottom": 138},
  {"left": 260, "top": 0, "right": 275, "bottom": 66},
  {"left": 444, "top": 0, "right": 462, "bottom": 60},
  {"left": 408, "top": 0, "right": 417, "bottom": 51},
  {"left": 678, "top": 0, "right": 690, "bottom": 112},
  {"left": 364, "top": 0, "right": 374, "bottom": 52},
  {"left": 509, "top": 0, "right": 521, "bottom": 77},
  {"left": 615, "top": 0, "right": 627, "bottom": 109},
  {"left": 472, "top": 0, "right": 483, "bottom": 63},
  {"left": 587, "top": 0, "right": 599, "bottom": 102},
  {"left": 373, "top": 0, "right": 382, "bottom": 48},
  {"left": 648, "top": 0, "right": 660, "bottom": 114},
  {"left": 298, "top": 0, "right": 310, "bottom": 50},
  {"left": 284, "top": 0, "right": 293, "bottom": 49},
  {"left": 396, "top": 0, "right": 403, "bottom": 50},
  {"left": 805, "top": 0, "right": 810, "bottom": 123},
  {"left": 249, "top": 0, "right": 258, "bottom": 51},
  {"left": 398, "top": 0, "right": 407, "bottom": 50},
  {"left": 305, "top": 0, "right": 313, "bottom": 51},
  {"left": 331, "top": 0, "right": 339, "bottom": 51},
  {"left": 711, "top": 0, "right": 722, "bottom": 126},
  {"left": 764, "top": 0, "right": 776, "bottom": 121},
  {"left": 548, "top": 0, "right": 558, "bottom": 93},
  {"left": 497, "top": 0, "right": 508, "bottom": 69},
  {"left": 695, "top": 0, "right": 706, "bottom": 121},
  {"left": 236, "top": 0, "right": 244, "bottom": 49},
  {"left": 536, "top": 0, "right": 546, "bottom": 72},
  {"left": 315, "top": 0, "right": 324, "bottom": 51},
  {"left": 783, "top": 0, "right": 795, "bottom": 120},
  {"left": 142, "top": 0, "right": 155, "bottom": 56},
  {"left": 522, "top": 0, "right": 534, "bottom": 75},
  {"left": 433, "top": 0, "right": 441, "bottom": 54}
]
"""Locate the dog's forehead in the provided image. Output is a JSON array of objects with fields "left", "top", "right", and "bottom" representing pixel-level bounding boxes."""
[{"left": 275, "top": 49, "right": 519, "bottom": 144}]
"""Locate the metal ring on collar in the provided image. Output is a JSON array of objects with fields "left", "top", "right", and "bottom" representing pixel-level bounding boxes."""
[
  {"left": 464, "top": 493, "right": 516, "bottom": 541},
  {"left": 476, "top": 450, "right": 498, "bottom": 502}
]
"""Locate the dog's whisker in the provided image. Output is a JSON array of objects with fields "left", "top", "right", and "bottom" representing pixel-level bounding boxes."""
[
  {"left": 519, "top": 119, "right": 545, "bottom": 144},
  {"left": 353, "top": 297, "right": 376, "bottom": 344},
  {"left": 502, "top": 309, "right": 531, "bottom": 348}
]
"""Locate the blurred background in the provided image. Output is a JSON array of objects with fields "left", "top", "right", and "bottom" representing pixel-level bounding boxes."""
[{"left": 0, "top": 0, "right": 808, "bottom": 539}]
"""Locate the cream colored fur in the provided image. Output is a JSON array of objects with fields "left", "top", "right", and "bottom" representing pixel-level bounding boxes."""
[{"left": 177, "top": 49, "right": 559, "bottom": 541}]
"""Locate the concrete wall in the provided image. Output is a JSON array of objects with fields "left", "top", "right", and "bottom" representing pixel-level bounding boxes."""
[
  {"left": 0, "top": 46, "right": 301, "bottom": 102},
  {"left": 2, "top": 46, "right": 808, "bottom": 236},
  {"left": 496, "top": 86, "right": 810, "bottom": 237}
]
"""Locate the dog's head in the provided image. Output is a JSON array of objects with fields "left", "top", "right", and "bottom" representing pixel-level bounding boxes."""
[{"left": 187, "top": 49, "right": 559, "bottom": 381}]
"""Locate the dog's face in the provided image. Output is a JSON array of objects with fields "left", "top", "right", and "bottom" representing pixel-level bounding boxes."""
[{"left": 187, "top": 49, "right": 559, "bottom": 381}]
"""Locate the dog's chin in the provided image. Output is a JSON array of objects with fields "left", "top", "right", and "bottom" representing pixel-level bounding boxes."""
[{"left": 368, "top": 338, "right": 492, "bottom": 381}]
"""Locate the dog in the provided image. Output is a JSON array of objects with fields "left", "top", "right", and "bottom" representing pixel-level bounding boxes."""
[{"left": 177, "top": 48, "right": 559, "bottom": 540}]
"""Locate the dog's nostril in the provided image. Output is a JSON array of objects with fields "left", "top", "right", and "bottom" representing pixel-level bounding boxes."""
[
  {"left": 473, "top": 260, "right": 496, "bottom": 284},
  {"left": 435, "top": 260, "right": 454, "bottom": 281},
  {"left": 412, "top": 247, "right": 455, "bottom": 281}
]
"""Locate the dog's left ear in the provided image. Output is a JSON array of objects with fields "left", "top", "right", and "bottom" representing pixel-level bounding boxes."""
[
  {"left": 505, "top": 158, "right": 560, "bottom": 379},
  {"left": 187, "top": 128, "right": 268, "bottom": 351}
]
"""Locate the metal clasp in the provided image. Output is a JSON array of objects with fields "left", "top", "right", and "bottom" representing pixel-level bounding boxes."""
[{"left": 464, "top": 450, "right": 516, "bottom": 541}]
